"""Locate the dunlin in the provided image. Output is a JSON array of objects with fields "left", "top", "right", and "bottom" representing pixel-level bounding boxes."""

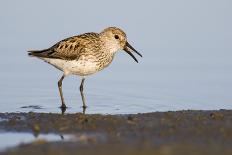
[{"left": 28, "top": 27, "right": 142, "bottom": 112}]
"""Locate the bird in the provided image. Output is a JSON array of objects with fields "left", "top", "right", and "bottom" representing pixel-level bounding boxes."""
[{"left": 28, "top": 27, "right": 142, "bottom": 112}]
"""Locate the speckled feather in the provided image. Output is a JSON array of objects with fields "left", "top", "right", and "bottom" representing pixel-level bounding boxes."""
[
  {"left": 29, "top": 33, "right": 101, "bottom": 60},
  {"left": 28, "top": 27, "right": 138, "bottom": 76}
]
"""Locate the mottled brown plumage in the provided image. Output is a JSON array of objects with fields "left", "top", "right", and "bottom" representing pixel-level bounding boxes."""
[
  {"left": 28, "top": 27, "right": 142, "bottom": 112},
  {"left": 29, "top": 33, "right": 100, "bottom": 60}
]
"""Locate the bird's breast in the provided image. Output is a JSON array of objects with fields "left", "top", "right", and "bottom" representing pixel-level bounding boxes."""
[
  {"left": 95, "top": 52, "right": 115, "bottom": 71},
  {"left": 42, "top": 57, "right": 99, "bottom": 76},
  {"left": 41, "top": 52, "right": 114, "bottom": 76},
  {"left": 66, "top": 59, "right": 99, "bottom": 76}
]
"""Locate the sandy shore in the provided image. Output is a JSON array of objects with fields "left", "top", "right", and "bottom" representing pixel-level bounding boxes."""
[{"left": 0, "top": 110, "right": 232, "bottom": 155}]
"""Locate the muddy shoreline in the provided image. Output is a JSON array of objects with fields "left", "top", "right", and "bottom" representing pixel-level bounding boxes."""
[{"left": 0, "top": 110, "right": 232, "bottom": 155}]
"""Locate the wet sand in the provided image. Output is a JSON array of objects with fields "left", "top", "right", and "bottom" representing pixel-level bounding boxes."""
[{"left": 0, "top": 110, "right": 232, "bottom": 155}]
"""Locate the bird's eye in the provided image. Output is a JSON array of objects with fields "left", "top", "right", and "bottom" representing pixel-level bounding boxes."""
[{"left": 114, "top": 35, "right": 119, "bottom": 39}]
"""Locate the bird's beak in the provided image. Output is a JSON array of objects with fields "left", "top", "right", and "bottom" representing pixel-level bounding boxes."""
[{"left": 123, "top": 42, "right": 142, "bottom": 63}]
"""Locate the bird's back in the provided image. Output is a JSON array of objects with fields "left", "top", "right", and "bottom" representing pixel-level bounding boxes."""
[
  {"left": 28, "top": 32, "right": 101, "bottom": 61},
  {"left": 28, "top": 32, "right": 116, "bottom": 76}
]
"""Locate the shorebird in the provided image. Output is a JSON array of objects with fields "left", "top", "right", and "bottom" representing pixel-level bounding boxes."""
[{"left": 28, "top": 27, "right": 142, "bottom": 112}]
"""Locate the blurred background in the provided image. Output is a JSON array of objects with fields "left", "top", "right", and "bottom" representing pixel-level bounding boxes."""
[{"left": 0, "top": 0, "right": 231, "bottom": 114}]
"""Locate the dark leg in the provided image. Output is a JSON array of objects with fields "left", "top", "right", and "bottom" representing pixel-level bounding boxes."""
[
  {"left": 58, "top": 75, "right": 66, "bottom": 109},
  {"left": 79, "top": 78, "right": 87, "bottom": 109},
  {"left": 82, "top": 106, "right": 86, "bottom": 114}
]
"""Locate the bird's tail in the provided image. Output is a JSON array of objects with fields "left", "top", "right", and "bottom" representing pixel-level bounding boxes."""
[
  {"left": 27, "top": 48, "right": 54, "bottom": 58},
  {"left": 28, "top": 50, "right": 42, "bottom": 57}
]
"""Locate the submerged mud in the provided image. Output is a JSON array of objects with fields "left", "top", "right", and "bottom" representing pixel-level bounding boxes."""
[{"left": 0, "top": 110, "right": 232, "bottom": 155}]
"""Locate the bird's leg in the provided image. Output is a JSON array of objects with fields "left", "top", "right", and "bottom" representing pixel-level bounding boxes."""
[
  {"left": 58, "top": 75, "right": 66, "bottom": 110},
  {"left": 82, "top": 106, "right": 86, "bottom": 114},
  {"left": 79, "top": 78, "right": 87, "bottom": 110}
]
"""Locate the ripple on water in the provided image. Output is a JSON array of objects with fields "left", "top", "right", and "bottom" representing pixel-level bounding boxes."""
[{"left": 20, "top": 105, "right": 44, "bottom": 110}]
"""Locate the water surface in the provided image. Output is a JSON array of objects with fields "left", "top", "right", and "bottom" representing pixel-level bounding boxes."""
[
  {"left": 0, "top": 0, "right": 231, "bottom": 114},
  {"left": 0, "top": 132, "right": 67, "bottom": 151}
]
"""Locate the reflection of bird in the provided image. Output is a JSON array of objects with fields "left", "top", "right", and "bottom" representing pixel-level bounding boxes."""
[{"left": 28, "top": 27, "right": 142, "bottom": 111}]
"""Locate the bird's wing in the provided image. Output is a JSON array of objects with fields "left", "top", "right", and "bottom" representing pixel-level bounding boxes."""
[{"left": 28, "top": 33, "right": 100, "bottom": 60}]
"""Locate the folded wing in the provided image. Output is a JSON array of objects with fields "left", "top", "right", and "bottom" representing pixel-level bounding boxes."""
[{"left": 28, "top": 33, "right": 100, "bottom": 60}]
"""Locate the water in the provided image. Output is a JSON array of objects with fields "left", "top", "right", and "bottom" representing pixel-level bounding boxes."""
[
  {"left": 0, "top": 0, "right": 232, "bottom": 114},
  {"left": 0, "top": 132, "right": 68, "bottom": 151},
  {"left": 0, "top": 132, "right": 105, "bottom": 151}
]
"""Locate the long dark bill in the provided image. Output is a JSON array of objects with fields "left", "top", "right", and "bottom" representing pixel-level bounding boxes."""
[{"left": 123, "top": 42, "right": 142, "bottom": 63}]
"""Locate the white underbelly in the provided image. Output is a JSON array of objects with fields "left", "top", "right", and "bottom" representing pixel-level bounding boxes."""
[{"left": 41, "top": 58, "right": 98, "bottom": 76}]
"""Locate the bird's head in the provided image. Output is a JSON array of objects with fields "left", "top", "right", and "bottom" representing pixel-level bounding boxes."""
[{"left": 100, "top": 27, "right": 142, "bottom": 63}]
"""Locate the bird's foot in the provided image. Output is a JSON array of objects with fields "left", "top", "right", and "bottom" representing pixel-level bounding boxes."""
[
  {"left": 82, "top": 105, "right": 87, "bottom": 114},
  {"left": 60, "top": 104, "right": 67, "bottom": 114}
]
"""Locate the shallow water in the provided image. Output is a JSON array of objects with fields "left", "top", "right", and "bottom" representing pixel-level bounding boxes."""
[
  {"left": 0, "top": 132, "right": 68, "bottom": 151},
  {"left": 0, "top": 1, "right": 232, "bottom": 114},
  {"left": 0, "top": 131, "right": 106, "bottom": 151}
]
